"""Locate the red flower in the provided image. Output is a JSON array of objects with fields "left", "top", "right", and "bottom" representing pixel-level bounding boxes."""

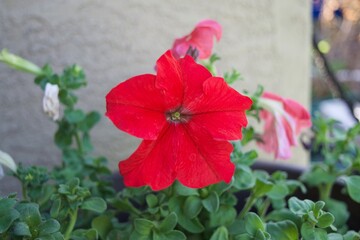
[
  {"left": 171, "top": 19, "right": 222, "bottom": 60},
  {"left": 257, "top": 92, "right": 311, "bottom": 160},
  {"left": 106, "top": 51, "right": 252, "bottom": 190}
]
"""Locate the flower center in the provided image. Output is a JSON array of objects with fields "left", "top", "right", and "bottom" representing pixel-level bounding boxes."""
[
  {"left": 167, "top": 110, "right": 190, "bottom": 123},
  {"left": 171, "top": 111, "right": 181, "bottom": 121}
]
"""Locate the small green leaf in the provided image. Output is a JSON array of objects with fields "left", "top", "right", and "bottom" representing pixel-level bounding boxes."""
[
  {"left": 343, "top": 176, "right": 360, "bottom": 203},
  {"left": 244, "top": 212, "right": 265, "bottom": 235},
  {"left": 343, "top": 230, "right": 360, "bottom": 240},
  {"left": 134, "top": 219, "right": 155, "bottom": 236},
  {"left": 13, "top": 222, "right": 31, "bottom": 237},
  {"left": 253, "top": 178, "right": 273, "bottom": 198},
  {"left": 50, "top": 199, "right": 61, "bottom": 218},
  {"left": 210, "top": 226, "right": 229, "bottom": 240},
  {"left": 81, "top": 197, "right": 107, "bottom": 213},
  {"left": 184, "top": 196, "right": 202, "bottom": 219},
  {"left": 317, "top": 213, "right": 335, "bottom": 228},
  {"left": 0, "top": 208, "right": 20, "bottom": 233},
  {"left": 209, "top": 205, "right": 236, "bottom": 227},
  {"left": 91, "top": 214, "right": 112, "bottom": 240},
  {"left": 267, "top": 182, "right": 289, "bottom": 200},
  {"left": 288, "top": 197, "right": 314, "bottom": 216},
  {"left": 314, "top": 201, "right": 325, "bottom": 217},
  {"left": 16, "top": 203, "right": 42, "bottom": 228},
  {"left": 146, "top": 194, "right": 158, "bottom": 208},
  {"left": 266, "top": 220, "right": 298, "bottom": 240},
  {"left": 39, "top": 219, "right": 60, "bottom": 236},
  {"left": 72, "top": 228, "right": 98, "bottom": 240},
  {"left": 64, "top": 109, "right": 86, "bottom": 124},
  {"left": 161, "top": 230, "right": 186, "bottom": 240},
  {"left": 202, "top": 191, "right": 219, "bottom": 213},
  {"left": 173, "top": 181, "right": 199, "bottom": 196},
  {"left": 158, "top": 212, "right": 178, "bottom": 233},
  {"left": 327, "top": 233, "right": 344, "bottom": 240},
  {"left": 233, "top": 165, "right": 255, "bottom": 190}
]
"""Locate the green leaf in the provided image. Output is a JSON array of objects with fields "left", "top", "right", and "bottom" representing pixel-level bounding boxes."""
[
  {"left": 50, "top": 199, "right": 61, "bottom": 218},
  {"left": 161, "top": 230, "right": 186, "bottom": 240},
  {"left": 343, "top": 176, "right": 360, "bottom": 203},
  {"left": 146, "top": 194, "right": 158, "bottom": 208},
  {"left": 266, "top": 209, "right": 301, "bottom": 229},
  {"left": 233, "top": 165, "right": 255, "bottom": 190},
  {"left": 317, "top": 213, "right": 335, "bottom": 228},
  {"left": 64, "top": 109, "right": 86, "bottom": 124},
  {"left": 72, "top": 228, "right": 98, "bottom": 240},
  {"left": 184, "top": 196, "right": 202, "bottom": 219},
  {"left": 39, "top": 219, "right": 60, "bottom": 236},
  {"left": 343, "top": 230, "right": 360, "bottom": 240},
  {"left": 326, "top": 198, "right": 349, "bottom": 229},
  {"left": 168, "top": 197, "right": 204, "bottom": 233},
  {"left": 0, "top": 198, "right": 19, "bottom": 233},
  {"left": 210, "top": 226, "right": 229, "bottom": 240},
  {"left": 288, "top": 197, "right": 314, "bottom": 216},
  {"left": 253, "top": 178, "right": 273, "bottom": 198},
  {"left": 327, "top": 233, "right": 344, "bottom": 240},
  {"left": 158, "top": 212, "right": 178, "bottom": 233},
  {"left": 13, "top": 222, "right": 31, "bottom": 237},
  {"left": 134, "top": 219, "right": 155, "bottom": 236},
  {"left": 58, "top": 89, "right": 77, "bottom": 107},
  {"left": 173, "top": 181, "right": 199, "bottom": 196},
  {"left": 16, "top": 203, "right": 42, "bottom": 228},
  {"left": 202, "top": 191, "right": 219, "bottom": 213},
  {"left": 91, "top": 214, "right": 112, "bottom": 240},
  {"left": 266, "top": 220, "right": 298, "bottom": 240},
  {"left": 234, "top": 233, "right": 253, "bottom": 240},
  {"left": 209, "top": 205, "right": 236, "bottom": 227},
  {"left": 267, "top": 182, "right": 289, "bottom": 199},
  {"left": 301, "top": 222, "right": 328, "bottom": 240},
  {"left": 81, "top": 197, "right": 107, "bottom": 213},
  {"left": 244, "top": 212, "right": 265, "bottom": 235}
]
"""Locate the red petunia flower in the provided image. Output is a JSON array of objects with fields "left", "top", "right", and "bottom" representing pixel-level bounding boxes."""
[
  {"left": 257, "top": 92, "right": 311, "bottom": 160},
  {"left": 106, "top": 51, "right": 252, "bottom": 190},
  {"left": 171, "top": 19, "right": 222, "bottom": 60}
]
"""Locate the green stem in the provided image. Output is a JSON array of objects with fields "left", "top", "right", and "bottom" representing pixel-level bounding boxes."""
[
  {"left": 319, "top": 182, "right": 333, "bottom": 201},
  {"left": 74, "top": 131, "right": 83, "bottom": 154},
  {"left": 64, "top": 208, "right": 78, "bottom": 240},
  {"left": 21, "top": 183, "right": 28, "bottom": 201},
  {"left": 258, "top": 198, "right": 271, "bottom": 219},
  {"left": 239, "top": 194, "right": 257, "bottom": 219}
]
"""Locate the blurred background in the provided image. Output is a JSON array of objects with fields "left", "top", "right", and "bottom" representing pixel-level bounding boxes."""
[{"left": 2, "top": 0, "right": 350, "bottom": 195}]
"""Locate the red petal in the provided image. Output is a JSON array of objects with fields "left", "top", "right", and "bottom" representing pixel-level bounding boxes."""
[
  {"left": 155, "top": 51, "right": 183, "bottom": 110},
  {"left": 119, "top": 124, "right": 177, "bottom": 191},
  {"left": 177, "top": 122, "right": 235, "bottom": 188},
  {"left": 106, "top": 74, "right": 167, "bottom": 139},
  {"left": 186, "top": 77, "right": 252, "bottom": 140},
  {"left": 179, "top": 56, "right": 212, "bottom": 106},
  {"left": 119, "top": 122, "right": 235, "bottom": 190}
]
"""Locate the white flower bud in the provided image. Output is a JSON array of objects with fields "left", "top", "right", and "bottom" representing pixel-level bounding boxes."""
[{"left": 43, "top": 83, "right": 60, "bottom": 121}]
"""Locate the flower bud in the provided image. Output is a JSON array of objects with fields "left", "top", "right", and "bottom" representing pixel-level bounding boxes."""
[
  {"left": 0, "top": 49, "right": 44, "bottom": 76},
  {"left": 43, "top": 83, "right": 60, "bottom": 121}
]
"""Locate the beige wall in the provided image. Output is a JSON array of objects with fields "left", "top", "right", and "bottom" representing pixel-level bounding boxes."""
[{"left": 0, "top": 0, "right": 311, "bottom": 195}]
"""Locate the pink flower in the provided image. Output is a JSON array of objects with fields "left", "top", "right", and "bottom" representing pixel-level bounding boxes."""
[
  {"left": 257, "top": 92, "right": 311, "bottom": 160},
  {"left": 171, "top": 19, "right": 222, "bottom": 60}
]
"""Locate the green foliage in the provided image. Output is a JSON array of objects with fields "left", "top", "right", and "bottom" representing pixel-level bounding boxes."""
[{"left": 2, "top": 50, "right": 360, "bottom": 240}]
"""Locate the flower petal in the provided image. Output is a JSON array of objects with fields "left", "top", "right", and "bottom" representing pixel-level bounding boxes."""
[
  {"left": 119, "top": 124, "right": 177, "bottom": 191},
  {"left": 119, "top": 122, "right": 235, "bottom": 190},
  {"left": 171, "top": 19, "right": 222, "bottom": 59},
  {"left": 196, "top": 19, "right": 222, "bottom": 41},
  {"left": 179, "top": 55, "right": 212, "bottom": 106},
  {"left": 177, "top": 122, "right": 235, "bottom": 188},
  {"left": 186, "top": 77, "right": 252, "bottom": 140},
  {"left": 106, "top": 74, "right": 167, "bottom": 139},
  {"left": 155, "top": 51, "right": 184, "bottom": 110}
]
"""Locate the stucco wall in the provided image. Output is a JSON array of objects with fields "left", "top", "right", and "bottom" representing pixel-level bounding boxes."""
[{"left": 0, "top": 0, "right": 311, "bottom": 195}]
